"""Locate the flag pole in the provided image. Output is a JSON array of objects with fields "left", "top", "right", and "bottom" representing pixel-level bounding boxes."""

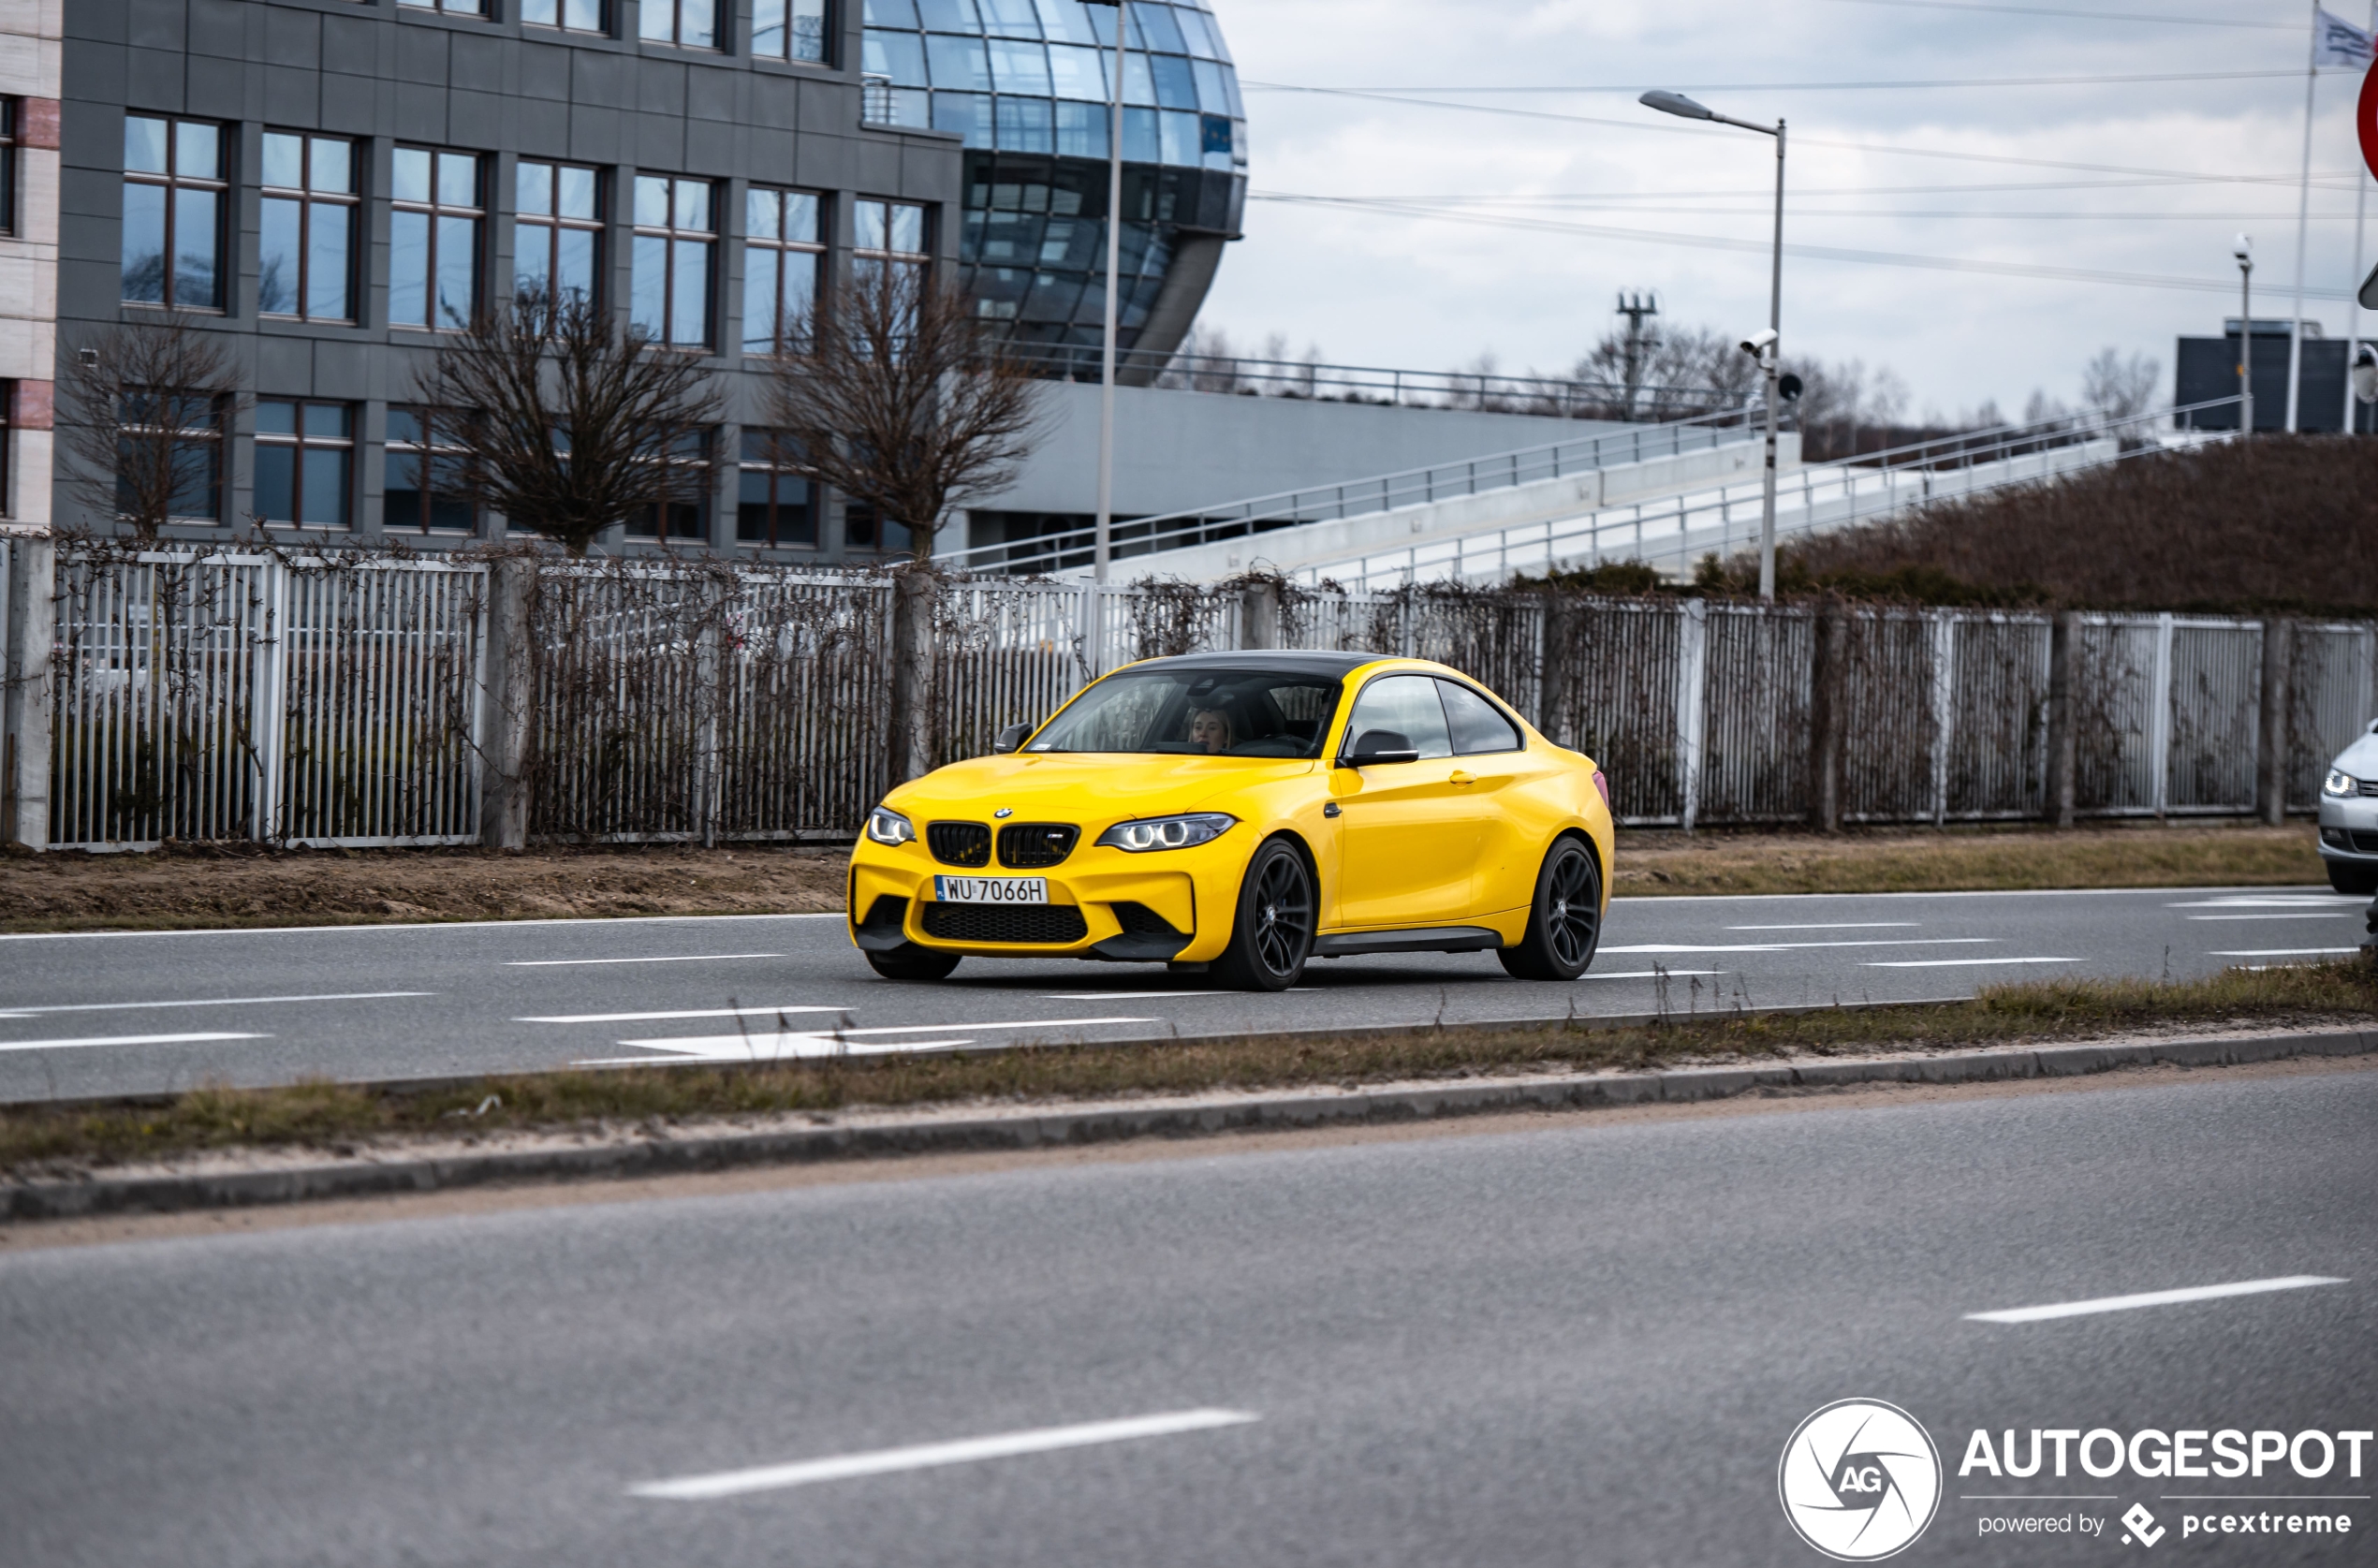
[{"left": 2287, "top": 0, "right": 2319, "bottom": 432}]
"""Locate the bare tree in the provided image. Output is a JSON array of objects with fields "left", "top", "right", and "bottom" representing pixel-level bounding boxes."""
[
  {"left": 760, "top": 261, "right": 1043, "bottom": 782},
  {"left": 2081, "top": 347, "right": 2162, "bottom": 424},
  {"left": 56, "top": 314, "right": 241, "bottom": 543},
  {"left": 414, "top": 287, "right": 723, "bottom": 558}
]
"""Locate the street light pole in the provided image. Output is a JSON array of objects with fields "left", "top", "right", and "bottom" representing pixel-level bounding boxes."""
[
  {"left": 1641, "top": 91, "right": 1784, "bottom": 599},
  {"left": 1091, "top": 0, "right": 1126, "bottom": 585},
  {"left": 2236, "top": 235, "right": 2255, "bottom": 436}
]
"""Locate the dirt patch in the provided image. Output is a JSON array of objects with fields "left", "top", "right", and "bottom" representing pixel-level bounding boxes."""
[
  {"left": 0, "top": 841, "right": 847, "bottom": 932},
  {"left": 0, "top": 821, "right": 2330, "bottom": 935},
  {"left": 1611, "top": 820, "right": 2323, "bottom": 898}
]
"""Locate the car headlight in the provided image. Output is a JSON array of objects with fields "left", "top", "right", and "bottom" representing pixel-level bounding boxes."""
[
  {"left": 865, "top": 806, "right": 917, "bottom": 845},
  {"left": 2325, "top": 769, "right": 2360, "bottom": 799},
  {"left": 1095, "top": 813, "right": 1237, "bottom": 853}
]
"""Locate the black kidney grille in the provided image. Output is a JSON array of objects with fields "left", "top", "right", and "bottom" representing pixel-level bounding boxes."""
[
  {"left": 927, "top": 822, "right": 991, "bottom": 867},
  {"left": 920, "top": 902, "right": 1089, "bottom": 944},
  {"left": 997, "top": 823, "right": 1079, "bottom": 869}
]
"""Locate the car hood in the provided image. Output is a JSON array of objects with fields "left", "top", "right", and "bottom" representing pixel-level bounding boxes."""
[
  {"left": 2334, "top": 728, "right": 2378, "bottom": 777},
  {"left": 888, "top": 753, "right": 1313, "bottom": 826}
]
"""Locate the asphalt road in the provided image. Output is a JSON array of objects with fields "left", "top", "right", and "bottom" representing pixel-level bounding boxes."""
[
  {"left": 2, "top": 1062, "right": 2371, "bottom": 1566},
  {"left": 0, "top": 885, "right": 2366, "bottom": 1103}
]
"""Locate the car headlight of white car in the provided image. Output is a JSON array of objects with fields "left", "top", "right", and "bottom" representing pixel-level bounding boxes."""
[
  {"left": 865, "top": 806, "right": 917, "bottom": 845},
  {"left": 1095, "top": 813, "right": 1237, "bottom": 852},
  {"left": 2324, "top": 769, "right": 2360, "bottom": 799}
]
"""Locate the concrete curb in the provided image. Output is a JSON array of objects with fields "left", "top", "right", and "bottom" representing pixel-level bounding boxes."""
[{"left": 6, "top": 1026, "right": 2373, "bottom": 1222}]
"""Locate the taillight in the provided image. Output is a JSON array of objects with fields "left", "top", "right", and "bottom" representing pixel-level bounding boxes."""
[{"left": 1592, "top": 769, "right": 1610, "bottom": 808}]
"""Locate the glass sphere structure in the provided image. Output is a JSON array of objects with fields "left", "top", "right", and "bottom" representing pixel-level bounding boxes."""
[{"left": 859, "top": 0, "right": 1246, "bottom": 372}]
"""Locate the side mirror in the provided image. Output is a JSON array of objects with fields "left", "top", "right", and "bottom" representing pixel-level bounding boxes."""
[
  {"left": 1342, "top": 746, "right": 1421, "bottom": 769},
  {"left": 992, "top": 722, "right": 1034, "bottom": 755}
]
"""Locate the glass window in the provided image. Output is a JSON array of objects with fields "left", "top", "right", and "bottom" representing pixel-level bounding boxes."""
[
  {"left": 978, "top": 0, "right": 1040, "bottom": 37},
  {"left": 390, "top": 147, "right": 481, "bottom": 330},
  {"left": 632, "top": 175, "right": 714, "bottom": 347},
  {"left": 1190, "top": 57, "right": 1229, "bottom": 114},
  {"left": 398, "top": 0, "right": 488, "bottom": 12},
  {"left": 514, "top": 160, "right": 603, "bottom": 306},
  {"left": 743, "top": 186, "right": 824, "bottom": 355},
  {"left": 864, "top": 29, "right": 929, "bottom": 84},
  {"left": 116, "top": 391, "right": 224, "bottom": 522},
  {"left": 1122, "top": 105, "right": 1160, "bottom": 161},
  {"left": 854, "top": 197, "right": 930, "bottom": 289},
  {"left": 1047, "top": 43, "right": 1107, "bottom": 100},
  {"left": 1122, "top": 49, "right": 1156, "bottom": 106},
  {"left": 259, "top": 133, "right": 358, "bottom": 321},
  {"left": 841, "top": 500, "right": 910, "bottom": 553},
  {"left": 1438, "top": 681, "right": 1523, "bottom": 755},
  {"left": 1136, "top": 3, "right": 1185, "bottom": 53},
  {"left": 121, "top": 114, "right": 226, "bottom": 309},
  {"left": 1053, "top": 99, "right": 1108, "bottom": 158},
  {"left": 995, "top": 96, "right": 1052, "bottom": 154},
  {"left": 986, "top": 37, "right": 1052, "bottom": 94},
  {"left": 1158, "top": 110, "right": 1196, "bottom": 166},
  {"left": 1343, "top": 676, "right": 1453, "bottom": 761},
  {"left": 863, "top": 0, "right": 919, "bottom": 23},
  {"left": 1173, "top": 5, "right": 1219, "bottom": 56},
  {"left": 1150, "top": 52, "right": 1196, "bottom": 111},
  {"left": 521, "top": 0, "right": 607, "bottom": 30},
  {"left": 736, "top": 431, "right": 815, "bottom": 548},
  {"left": 756, "top": 0, "right": 831, "bottom": 63},
  {"left": 925, "top": 32, "right": 991, "bottom": 91},
  {"left": 0, "top": 99, "right": 18, "bottom": 238},
  {"left": 932, "top": 91, "right": 993, "bottom": 147},
  {"left": 385, "top": 406, "right": 477, "bottom": 535},
  {"left": 253, "top": 401, "right": 354, "bottom": 529},
  {"left": 1027, "top": 667, "right": 1342, "bottom": 757},
  {"left": 625, "top": 428, "right": 712, "bottom": 540},
  {"left": 1198, "top": 112, "right": 1233, "bottom": 169},
  {"left": 639, "top": 0, "right": 718, "bottom": 48},
  {"left": 1034, "top": 0, "right": 1097, "bottom": 44},
  {"left": 917, "top": 0, "right": 977, "bottom": 26}
]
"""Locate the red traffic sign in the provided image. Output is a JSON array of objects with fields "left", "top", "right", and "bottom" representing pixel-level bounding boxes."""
[{"left": 2362, "top": 56, "right": 2378, "bottom": 183}]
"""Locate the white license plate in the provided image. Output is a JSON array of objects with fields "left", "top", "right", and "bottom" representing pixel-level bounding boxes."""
[{"left": 932, "top": 874, "right": 1049, "bottom": 904}]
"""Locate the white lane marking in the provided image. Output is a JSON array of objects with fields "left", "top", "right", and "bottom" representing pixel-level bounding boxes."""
[
  {"left": 0, "top": 990, "right": 433, "bottom": 1015},
  {"left": 505, "top": 953, "right": 782, "bottom": 967},
  {"left": 2166, "top": 896, "right": 2368, "bottom": 908},
  {"left": 628, "top": 1408, "right": 1261, "bottom": 1501},
  {"left": 601, "top": 1017, "right": 1157, "bottom": 1063},
  {"left": 1864, "top": 957, "right": 2076, "bottom": 968},
  {"left": 1582, "top": 969, "right": 1724, "bottom": 978},
  {"left": 2207, "top": 947, "right": 2362, "bottom": 957},
  {"left": 0, "top": 912, "right": 851, "bottom": 942},
  {"left": 0, "top": 1032, "right": 268, "bottom": 1054},
  {"left": 1623, "top": 885, "right": 2331, "bottom": 905},
  {"left": 2186, "top": 913, "right": 2357, "bottom": 921},
  {"left": 1725, "top": 922, "right": 1920, "bottom": 931},
  {"left": 1602, "top": 939, "right": 1997, "bottom": 954},
  {"left": 519, "top": 1004, "right": 849, "bottom": 1024},
  {"left": 1966, "top": 1275, "right": 2347, "bottom": 1325},
  {"left": 1037, "top": 991, "right": 1219, "bottom": 1001}
]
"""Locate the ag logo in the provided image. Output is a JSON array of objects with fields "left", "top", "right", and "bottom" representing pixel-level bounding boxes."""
[{"left": 1778, "top": 1399, "right": 1943, "bottom": 1561}]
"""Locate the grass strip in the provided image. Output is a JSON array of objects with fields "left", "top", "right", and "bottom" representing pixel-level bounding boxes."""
[{"left": 4, "top": 962, "right": 2372, "bottom": 1178}]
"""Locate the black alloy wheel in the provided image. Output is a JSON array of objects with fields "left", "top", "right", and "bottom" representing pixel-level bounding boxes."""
[
  {"left": 1499, "top": 837, "right": 1603, "bottom": 981},
  {"left": 1213, "top": 838, "right": 1316, "bottom": 991},
  {"left": 865, "top": 942, "right": 963, "bottom": 981}
]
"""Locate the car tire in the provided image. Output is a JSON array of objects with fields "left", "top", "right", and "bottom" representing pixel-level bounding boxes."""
[
  {"left": 865, "top": 943, "right": 963, "bottom": 981},
  {"left": 1211, "top": 837, "right": 1316, "bottom": 992},
  {"left": 1498, "top": 836, "right": 1603, "bottom": 981},
  {"left": 2327, "top": 862, "right": 2378, "bottom": 897}
]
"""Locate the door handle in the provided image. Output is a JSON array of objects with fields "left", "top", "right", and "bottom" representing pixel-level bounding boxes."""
[
  {"left": 1448, "top": 770, "right": 1475, "bottom": 785},
  {"left": 1323, "top": 801, "right": 1342, "bottom": 817}
]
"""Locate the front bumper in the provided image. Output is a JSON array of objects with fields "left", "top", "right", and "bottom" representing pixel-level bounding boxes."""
[
  {"left": 848, "top": 835, "right": 1248, "bottom": 963},
  {"left": 2317, "top": 795, "right": 2378, "bottom": 863}
]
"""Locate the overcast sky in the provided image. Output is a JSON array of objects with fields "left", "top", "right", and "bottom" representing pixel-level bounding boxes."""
[{"left": 1194, "top": 0, "right": 2373, "bottom": 421}]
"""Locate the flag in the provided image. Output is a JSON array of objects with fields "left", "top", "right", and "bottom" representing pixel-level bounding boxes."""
[{"left": 2314, "top": 7, "right": 2373, "bottom": 68}]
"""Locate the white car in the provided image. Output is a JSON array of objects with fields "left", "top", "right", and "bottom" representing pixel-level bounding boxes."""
[{"left": 2318, "top": 720, "right": 2378, "bottom": 895}]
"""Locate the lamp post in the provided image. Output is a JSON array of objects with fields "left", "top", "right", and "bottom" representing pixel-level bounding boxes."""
[
  {"left": 2235, "top": 234, "right": 2255, "bottom": 436},
  {"left": 1641, "top": 90, "right": 1784, "bottom": 599},
  {"left": 1086, "top": 0, "right": 1128, "bottom": 584}
]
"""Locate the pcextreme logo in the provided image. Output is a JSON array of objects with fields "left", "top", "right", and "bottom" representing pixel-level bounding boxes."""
[{"left": 1779, "top": 1399, "right": 1945, "bottom": 1561}]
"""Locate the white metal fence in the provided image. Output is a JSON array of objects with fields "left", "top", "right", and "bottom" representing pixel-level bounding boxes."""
[{"left": 4, "top": 544, "right": 2371, "bottom": 848}]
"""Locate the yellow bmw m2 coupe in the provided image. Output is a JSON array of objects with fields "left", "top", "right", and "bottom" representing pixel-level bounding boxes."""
[{"left": 846, "top": 651, "right": 1614, "bottom": 991}]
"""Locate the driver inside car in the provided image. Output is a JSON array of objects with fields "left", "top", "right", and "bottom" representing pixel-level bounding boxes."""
[{"left": 1189, "top": 707, "right": 1236, "bottom": 755}]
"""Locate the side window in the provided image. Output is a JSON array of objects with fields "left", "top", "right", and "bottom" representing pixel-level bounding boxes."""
[
  {"left": 1438, "top": 680, "right": 1522, "bottom": 755},
  {"left": 1343, "top": 675, "right": 1452, "bottom": 761}
]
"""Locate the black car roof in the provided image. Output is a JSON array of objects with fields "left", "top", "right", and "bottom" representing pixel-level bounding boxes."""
[{"left": 1128, "top": 650, "right": 1377, "bottom": 677}]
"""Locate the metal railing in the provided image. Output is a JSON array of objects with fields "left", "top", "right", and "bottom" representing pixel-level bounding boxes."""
[
  {"left": 1286, "top": 400, "right": 2243, "bottom": 591},
  {"left": 947, "top": 403, "right": 1766, "bottom": 575}
]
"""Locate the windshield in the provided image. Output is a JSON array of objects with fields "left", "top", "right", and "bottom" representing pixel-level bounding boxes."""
[{"left": 1028, "top": 667, "right": 1343, "bottom": 758}]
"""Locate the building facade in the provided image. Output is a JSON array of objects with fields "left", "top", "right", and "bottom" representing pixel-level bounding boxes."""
[
  {"left": 37, "top": 0, "right": 1244, "bottom": 558},
  {"left": 1, "top": 0, "right": 60, "bottom": 530}
]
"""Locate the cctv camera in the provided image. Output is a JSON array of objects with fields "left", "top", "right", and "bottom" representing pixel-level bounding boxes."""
[
  {"left": 2233, "top": 233, "right": 2253, "bottom": 262},
  {"left": 1739, "top": 327, "right": 1779, "bottom": 357}
]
